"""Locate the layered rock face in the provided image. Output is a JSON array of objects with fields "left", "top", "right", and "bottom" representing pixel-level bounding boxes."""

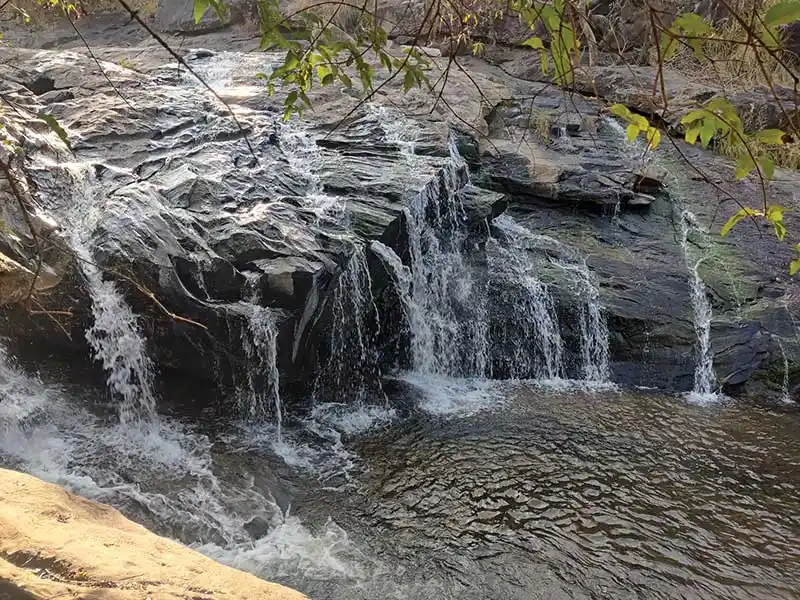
[
  {"left": 0, "top": 468, "right": 307, "bottom": 600},
  {"left": 0, "top": 9, "right": 799, "bottom": 404}
]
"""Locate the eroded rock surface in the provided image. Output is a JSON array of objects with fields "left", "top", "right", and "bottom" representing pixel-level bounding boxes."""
[{"left": 0, "top": 468, "right": 307, "bottom": 600}]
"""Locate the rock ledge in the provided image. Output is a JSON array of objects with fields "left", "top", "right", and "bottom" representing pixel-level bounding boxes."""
[{"left": 0, "top": 468, "right": 306, "bottom": 600}]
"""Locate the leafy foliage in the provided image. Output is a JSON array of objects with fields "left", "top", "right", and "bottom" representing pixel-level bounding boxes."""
[{"left": 609, "top": 104, "right": 661, "bottom": 150}]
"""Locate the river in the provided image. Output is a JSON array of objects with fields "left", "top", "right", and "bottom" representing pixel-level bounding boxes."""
[{"left": 1, "top": 352, "right": 798, "bottom": 600}]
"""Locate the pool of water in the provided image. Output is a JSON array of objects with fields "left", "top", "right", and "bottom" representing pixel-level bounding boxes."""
[{"left": 1, "top": 363, "right": 798, "bottom": 600}]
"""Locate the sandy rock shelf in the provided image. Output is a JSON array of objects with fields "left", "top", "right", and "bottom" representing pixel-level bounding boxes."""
[{"left": 0, "top": 468, "right": 307, "bottom": 600}]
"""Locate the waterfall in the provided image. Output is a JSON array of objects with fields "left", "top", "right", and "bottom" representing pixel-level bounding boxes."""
[
  {"left": 404, "top": 141, "right": 490, "bottom": 377},
  {"left": 488, "top": 216, "right": 565, "bottom": 380},
  {"left": 239, "top": 279, "right": 282, "bottom": 435},
  {"left": 369, "top": 240, "right": 414, "bottom": 320},
  {"left": 60, "top": 165, "right": 158, "bottom": 424},
  {"left": 776, "top": 337, "right": 792, "bottom": 404},
  {"left": 319, "top": 245, "right": 383, "bottom": 403},
  {"left": 678, "top": 210, "right": 717, "bottom": 401},
  {"left": 491, "top": 216, "right": 611, "bottom": 383},
  {"left": 382, "top": 134, "right": 611, "bottom": 384}
]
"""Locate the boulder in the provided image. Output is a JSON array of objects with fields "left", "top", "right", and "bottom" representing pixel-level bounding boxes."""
[
  {"left": 155, "top": 0, "right": 259, "bottom": 33},
  {"left": 0, "top": 468, "right": 306, "bottom": 600}
]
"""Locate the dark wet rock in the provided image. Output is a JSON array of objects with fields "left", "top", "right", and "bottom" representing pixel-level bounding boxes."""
[{"left": 1, "top": 24, "right": 799, "bottom": 405}]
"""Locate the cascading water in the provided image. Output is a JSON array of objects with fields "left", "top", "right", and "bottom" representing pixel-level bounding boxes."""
[
  {"left": 776, "top": 337, "right": 792, "bottom": 404},
  {"left": 318, "top": 245, "right": 384, "bottom": 403},
  {"left": 403, "top": 141, "right": 490, "bottom": 377},
  {"left": 279, "top": 123, "right": 344, "bottom": 224},
  {"left": 489, "top": 216, "right": 611, "bottom": 383},
  {"left": 678, "top": 209, "right": 717, "bottom": 401},
  {"left": 239, "top": 279, "right": 283, "bottom": 435},
  {"left": 562, "top": 261, "right": 612, "bottom": 382},
  {"left": 56, "top": 163, "right": 158, "bottom": 424},
  {"left": 488, "top": 216, "right": 565, "bottom": 380}
]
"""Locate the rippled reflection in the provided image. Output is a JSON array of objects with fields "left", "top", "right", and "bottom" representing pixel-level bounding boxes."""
[{"left": 351, "top": 389, "right": 800, "bottom": 600}]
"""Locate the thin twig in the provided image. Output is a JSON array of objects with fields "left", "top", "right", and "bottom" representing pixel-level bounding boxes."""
[{"left": 63, "top": 6, "right": 136, "bottom": 111}]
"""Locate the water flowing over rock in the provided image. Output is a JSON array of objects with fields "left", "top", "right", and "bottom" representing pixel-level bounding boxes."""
[
  {"left": 488, "top": 216, "right": 565, "bottom": 380},
  {"left": 0, "top": 26, "right": 799, "bottom": 410},
  {"left": 678, "top": 210, "right": 718, "bottom": 401}
]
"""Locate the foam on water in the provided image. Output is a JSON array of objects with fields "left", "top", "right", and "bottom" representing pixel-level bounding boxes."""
[
  {"left": 198, "top": 517, "right": 367, "bottom": 584},
  {"left": 0, "top": 345, "right": 366, "bottom": 583},
  {"left": 310, "top": 402, "right": 397, "bottom": 436},
  {"left": 396, "top": 372, "right": 500, "bottom": 417}
]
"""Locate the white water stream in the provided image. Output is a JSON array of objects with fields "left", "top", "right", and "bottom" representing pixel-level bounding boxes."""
[{"left": 678, "top": 210, "right": 718, "bottom": 402}]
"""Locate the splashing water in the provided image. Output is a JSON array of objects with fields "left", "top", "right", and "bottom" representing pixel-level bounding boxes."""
[
  {"left": 239, "top": 285, "right": 283, "bottom": 435},
  {"left": 679, "top": 210, "right": 717, "bottom": 403},
  {"left": 0, "top": 344, "right": 367, "bottom": 589},
  {"left": 57, "top": 164, "right": 158, "bottom": 424},
  {"left": 488, "top": 216, "right": 565, "bottom": 380},
  {"left": 319, "top": 245, "right": 384, "bottom": 404}
]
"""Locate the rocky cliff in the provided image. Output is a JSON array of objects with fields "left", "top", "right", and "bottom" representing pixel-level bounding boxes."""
[{"left": 0, "top": 3, "right": 799, "bottom": 405}]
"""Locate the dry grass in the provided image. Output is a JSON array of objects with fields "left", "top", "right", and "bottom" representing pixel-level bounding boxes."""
[
  {"left": 2, "top": 0, "right": 157, "bottom": 27},
  {"left": 285, "top": 0, "right": 372, "bottom": 34},
  {"left": 661, "top": 0, "right": 799, "bottom": 89},
  {"left": 719, "top": 136, "right": 800, "bottom": 171}
]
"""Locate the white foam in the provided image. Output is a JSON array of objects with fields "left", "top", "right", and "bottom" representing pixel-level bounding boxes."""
[
  {"left": 310, "top": 402, "right": 397, "bottom": 436},
  {"left": 198, "top": 516, "right": 366, "bottom": 583},
  {"left": 397, "top": 372, "right": 500, "bottom": 416},
  {"left": 533, "top": 378, "right": 620, "bottom": 393},
  {"left": 683, "top": 391, "right": 723, "bottom": 406}
]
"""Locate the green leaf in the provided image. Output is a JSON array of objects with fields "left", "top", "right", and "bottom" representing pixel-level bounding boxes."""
[
  {"left": 630, "top": 114, "right": 649, "bottom": 130},
  {"left": 646, "top": 127, "right": 661, "bottom": 149},
  {"left": 685, "top": 126, "right": 700, "bottom": 145},
  {"left": 522, "top": 36, "right": 545, "bottom": 50},
  {"left": 284, "top": 52, "right": 299, "bottom": 70},
  {"left": 673, "top": 13, "right": 712, "bottom": 35},
  {"left": 539, "top": 50, "right": 549, "bottom": 74},
  {"left": 755, "top": 129, "right": 786, "bottom": 144},
  {"left": 339, "top": 73, "right": 353, "bottom": 88},
  {"left": 680, "top": 109, "right": 707, "bottom": 125},
  {"left": 720, "top": 206, "right": 762, "bottom": 236},
  {"left": 766, "top": 205, "right": 787, "bottom": 240},
  {"left": 403, "top": 69, "right": 415, "bottom": 92},
  {"left": 735, "top": 154, "right": 756, "bottom": 179},
  {"left": 757, "top": 24, "right": 783, "bottom": 50},
  {"left": 609, "top": 103, "right": 632, "bottom": 120},
  {"left": 759, "top": 155, "right": 776, "bottom": 180},
  {"left": 660, "top": 32, "right": 677, "bottom": 60},
  {"left": 193, "top": 0, "right": 209, "bottom": 23},
  {"left": 689, "top": 39, "right": 705, "bottom": 60},
  {"left": 790, "top": 258, "right": 800, "bottom": 276},
  {"left": 317, "top": 64, "right": 332, "bottom": 82},
  {"left": 37, "top": 113, "right": 70, "bottom": 149},
  {"left": 699, "top": 121, "right": 716, "bottom": 148},
  {"left": 284, "top": 90, "right": 298, "bottom": 107},
  {"left": 626, "top": 124, "right": 639, "bottom": 143},
  {"left": 764, "top": 1, "right": 800, "bottom": 27}
]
